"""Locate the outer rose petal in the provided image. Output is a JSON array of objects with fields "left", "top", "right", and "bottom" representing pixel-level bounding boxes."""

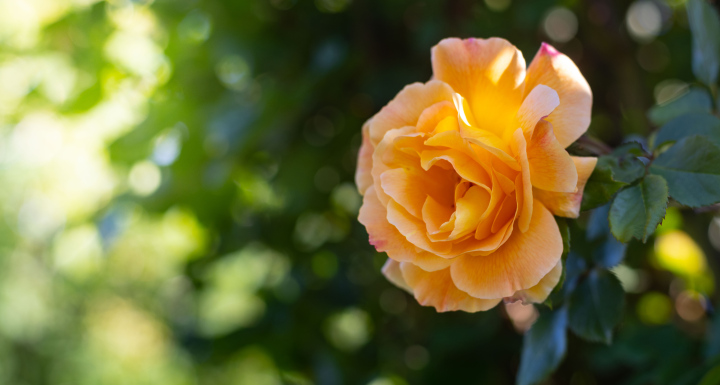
[
  {"left": 400, "top": 262, "right": 501, "bottom": 312},
  {"left": 511, "top": 129, "right": 533, "bottom": 233},
  {"left": 506, "top": 260, "right": 563, "bottom": 304},
  {"left": 368, "top": 80, "right": 455, "bottom": 146},
  {"left": 381, "top": 259, "right": 412, "bottom": 293},
  {"left": 525, "top": 43, "right": 592, "bottom": 148},
  {"left": 355, "top": 122, "right": 374, "bottom": 195},
  {"left": 432, "top": 38, "right": 526, "bottom": 137},
  {"left": 534, "top": 156, "right": 597, "bottom": 218},
  {"left": 450, "top": 200, "right": 563, "bottom": 299},
  {"left": 359, "top": 186, "right": 454, "bottom": 271},
  {"left": 527, "top": 120, "right": 577, "bottom": 193}
]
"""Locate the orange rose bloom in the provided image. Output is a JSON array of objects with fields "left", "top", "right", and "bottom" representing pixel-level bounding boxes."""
[{"left": 355, "top": 38, "right": 596, "bottom": 312}]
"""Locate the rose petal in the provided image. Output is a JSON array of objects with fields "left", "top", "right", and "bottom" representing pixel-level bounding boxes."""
[
  {"left": 382, "top": 259, "right": 413, "bottom": 293},
  {"left": 368, "top": 80, "right": 455, "bottom": 146},
  {"left": 387, "top": 199, "right": 453, "bottom": 256},
  {"left": 511, "top": 129, "right": 533, "bottom": 233},
  {"left": 431, "top": 38, "right": 526, "bottom": 137},
  {"left": 525, "top": 43, "right": 592, "bottom": 148},
  {"left": 517, "top": 84, "right": 560, "bottom": 136},
  {"left": 534, "top": 156, "right": 597, "bottom": 218},
  {"left": 451, "top": 185, "right": 491, "bottom": 239},
  {"left": 416, "top": 101, "right": 458, "bottom": 133},
  {"left": 527, "top": 120, "right": 578, "bottom": 192},
  {"left": 372, "top": 126, "right": 418, "bottom": 205},
  {"left": 359, "top": 186, "right": 454, "bottom": 271},
  {"left": 505, "top": 260, "right": 563, "bottom": 304},
  {"left": 381, "top": 167, "right": 455, "bottom": 218},
  {"left": 450, "top": 200, "right": 562, "bottom": 299},
  {"left": 400, "top": 263, "right": 501, "bottom": 312},
  {"left": 355, "top": 121, "right": 374, "bottom": 195}
]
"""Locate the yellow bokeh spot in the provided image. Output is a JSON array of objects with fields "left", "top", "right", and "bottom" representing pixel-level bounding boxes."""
[
  {"left": 654, "top": 230, "right": 706, "bottom": 276},
  {"left": 636, "top": 292, "right": 672, "bottom": 325}
]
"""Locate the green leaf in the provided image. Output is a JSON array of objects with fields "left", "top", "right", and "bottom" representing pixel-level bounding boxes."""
[
  {"left": 604, "top": 155, "right": 646, "bottom": 185},
  {"left": 609, "top": 175, "right": 668, "bottom": 243},
  {"left": 580, "top": 157, "right": 630, "bottom": 211},
  {"left": 650, "top": 135, "right": 720, "bottom": 207},
  {"left": 611, "top": 160, "right": 645, "bottom": 184},
  {"left": 562, "top": 253, "right": 587, "bottom": 298},
  {"left": 653, "top": 112, "right": 720, "bottom": 150},
  {"left": 648, "top": 88, "right": 713, "bottom": 126},
  {"left": 613, "top": 141, "right": 647, "bottom": 157},
  {"left": 687, "top": 0, "right": 720, "bottom": 86},
  {"left": 587, "top": 205, "right": 627, "bottom": 268},
  {"left": 594, "top": 237, "right": 627, "bottom": 268},
  {"left": 568, "top": 270, "right": 625, "bottom": 344},
  {"left": 517, "top": 306, "right": 568, "bottom": 385}
]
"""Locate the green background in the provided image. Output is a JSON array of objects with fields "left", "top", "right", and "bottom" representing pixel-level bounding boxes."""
[{"left": 0, "top": 0, "right": 717, "bottom": 384}]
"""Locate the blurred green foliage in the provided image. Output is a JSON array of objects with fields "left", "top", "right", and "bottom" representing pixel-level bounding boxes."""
[{"left": 0, "top": 0, "right": 720, "bottom": 384}]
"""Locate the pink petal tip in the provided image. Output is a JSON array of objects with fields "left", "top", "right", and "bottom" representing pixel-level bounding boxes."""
[{"left": 540, "top": 42, "right": 560, "bottom": 57}]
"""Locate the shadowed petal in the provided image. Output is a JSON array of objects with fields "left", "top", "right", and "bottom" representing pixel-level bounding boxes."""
[
  {"left": 527, "top": 120, "right": 577, "bottom": 192},
  {"left": 534, "top": 156, "right": 597, "bottom": 218},
  {"left": 511, "top": 129, "right": 533, "bottom": 232},
  {"left": 382, "top": 259, "right": 412, "bottom": 293},
  {"left": 505, "top": 260, "right": 563, "bottom": 304},
  {"left": 355, "top": 122, "right": 374, "bottom": 195}
]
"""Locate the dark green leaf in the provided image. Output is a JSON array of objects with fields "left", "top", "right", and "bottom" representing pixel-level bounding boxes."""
[
  {"left": 648, "top": 88, "right": 713, "bottom": 126},
  {"left": 605, "top": 155, "right": 645, "bottom": 184},
  {"left": 609, "top": 175, "right": 668, "bottom": 243},
  {"left": 568, "top": 270, "right": 625, "bottom": 344},
  {"left": 517, "top": 306, "right": 568, "bottom": 385},
  {"left": 587, "top": 205, "right": 627, "bottom": 267},
  {"left": 586, "top": 204, "right": 611, "bottom": 241},
  {"left": 613, "top": 141, "right": 647, "bottom": 157},
  {"left": 580, "top": 157, "right": 631, "bottom": 211},
  {"left": 594, "top": 237, "right": 627, "bottom": 268},
  {"left": 650, "top": 135, "right": 720, "bottom": 207},
  {"left": 687, "top": 0, "right": 720, "bottom": 86},
  {"left": 562, "top": 253, "right": 587, "bottom": 298},
  {"left": 653, "top": 112, "right": 720, "bottom": 149}
]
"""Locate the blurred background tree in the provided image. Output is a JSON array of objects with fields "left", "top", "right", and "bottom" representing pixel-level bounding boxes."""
[{"left": 0, "top": 0, "right": 717, "bottom": 384}]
